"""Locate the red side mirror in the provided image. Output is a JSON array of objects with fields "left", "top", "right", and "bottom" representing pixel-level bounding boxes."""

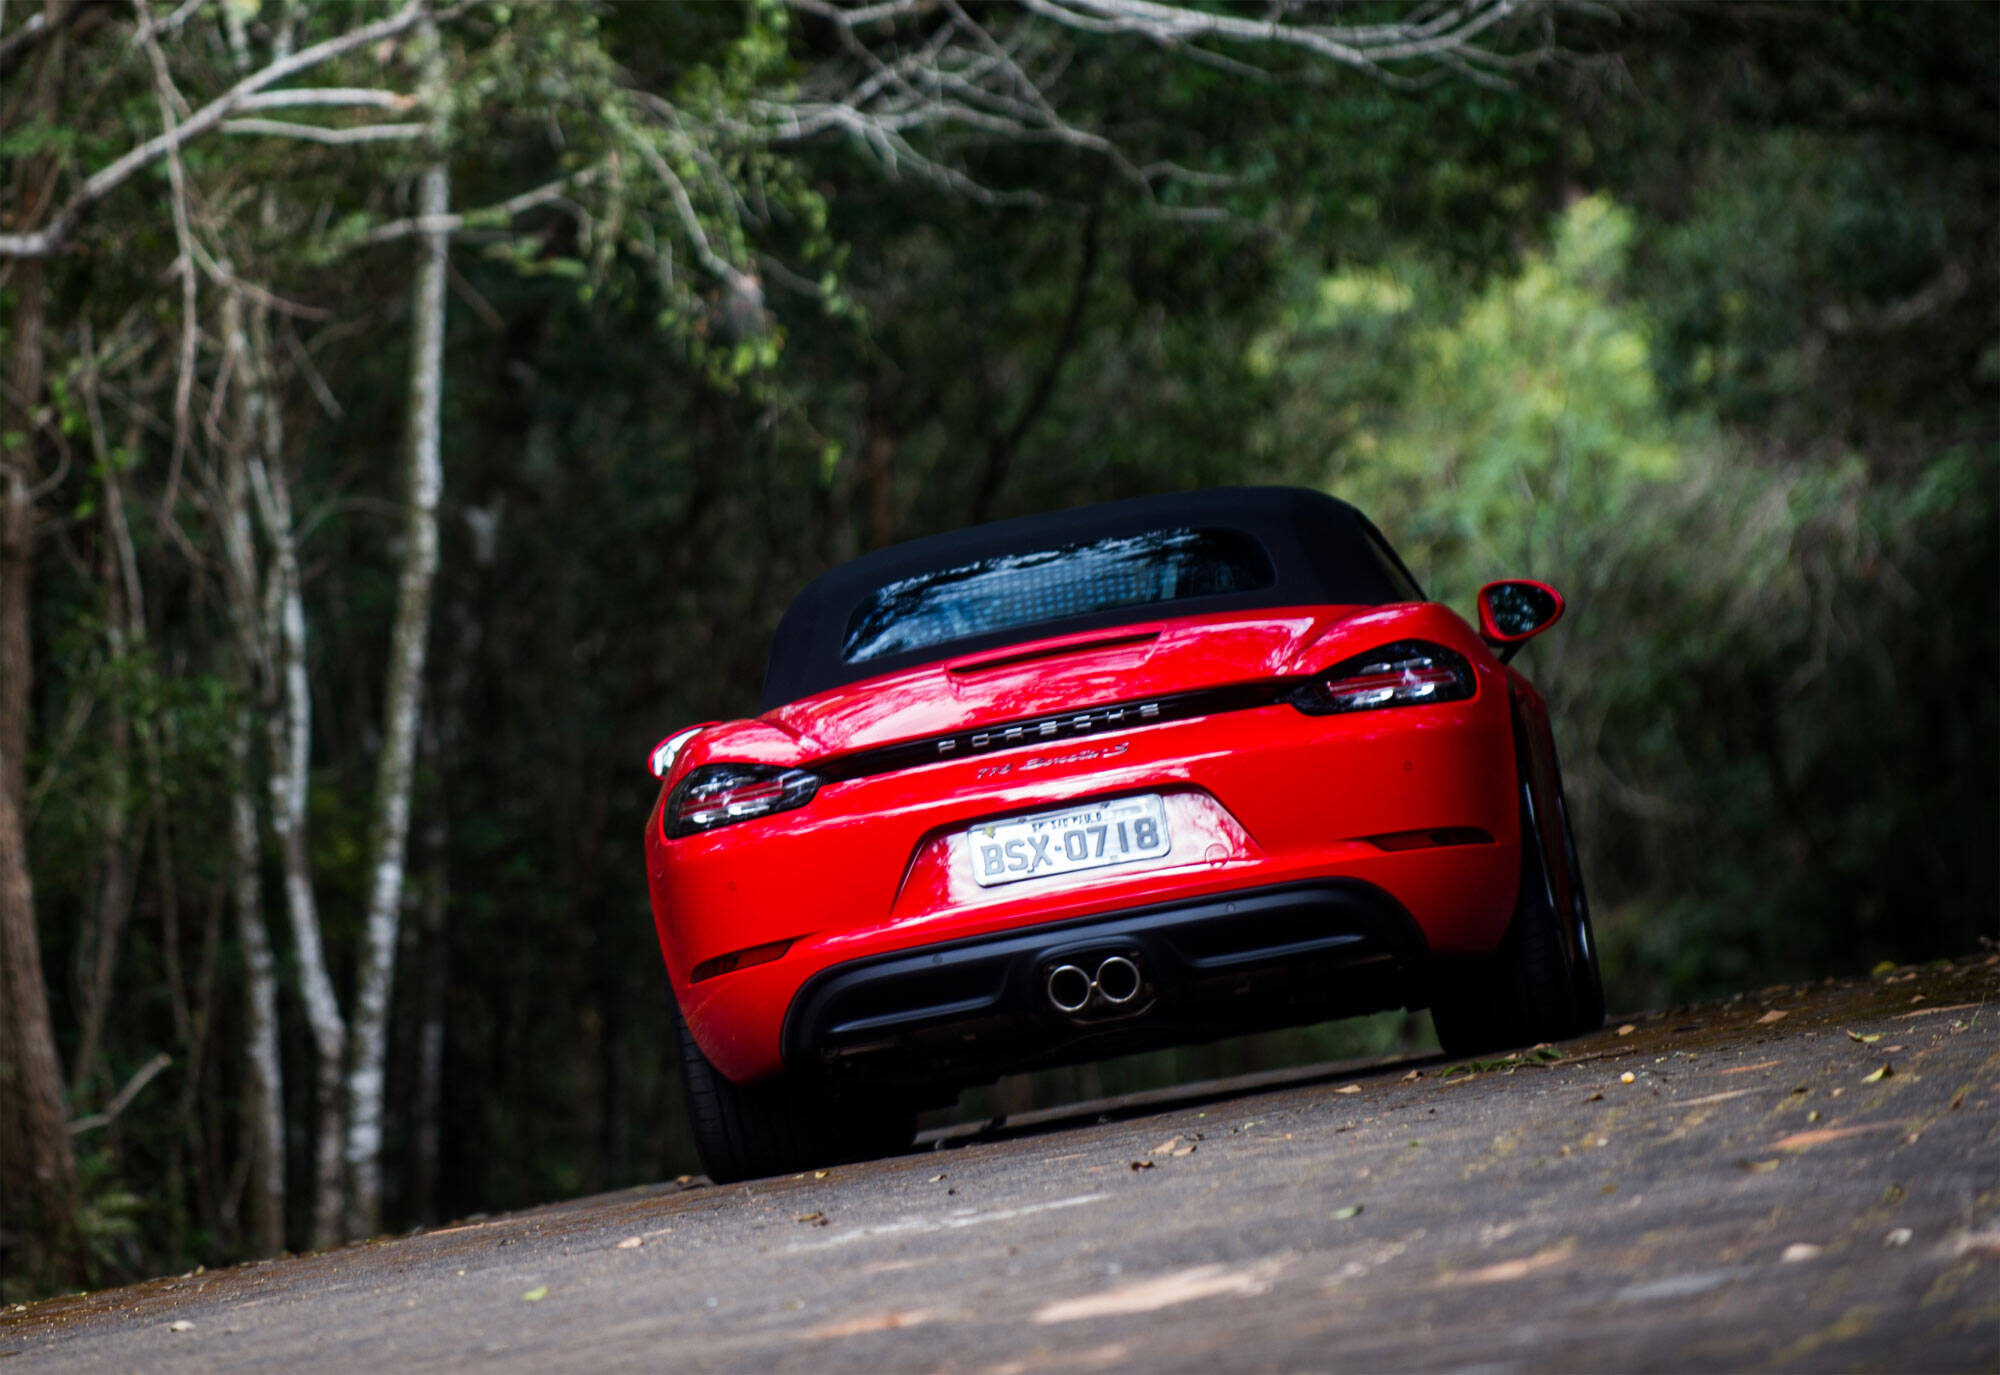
[{"left": 1476, "top": 580, "right": 1564, "bottom": 663}]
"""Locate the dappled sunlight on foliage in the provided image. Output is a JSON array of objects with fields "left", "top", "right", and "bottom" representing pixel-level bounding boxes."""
[{"left": 1255, "top": 196, "right": 1995, "bottom": 1011}]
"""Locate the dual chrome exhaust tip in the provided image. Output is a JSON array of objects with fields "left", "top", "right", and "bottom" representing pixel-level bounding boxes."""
[{"left": 1045, "top": 955, "right": 1144, "bottom": 1015}]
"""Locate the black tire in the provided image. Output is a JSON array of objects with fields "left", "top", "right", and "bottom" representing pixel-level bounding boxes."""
[
  {"left": 1555, "top": 784, "right": 1606, "bottom": 1033},
  {"left": 1430, "top": 780, "right": 1582, "bottom": 1059},
  {"left": 671, "top": 993, "right": 914, "bottom": 1184}
]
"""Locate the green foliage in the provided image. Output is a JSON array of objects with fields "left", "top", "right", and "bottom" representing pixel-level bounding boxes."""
[
  {"left": 1256, "top": 195, "right": 1996, "bottom": 1010},
  {"left": 10, "top": 0, "right": 1991, "bottom": 1295}
]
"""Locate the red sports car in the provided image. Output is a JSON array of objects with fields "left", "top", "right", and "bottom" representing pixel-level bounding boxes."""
[{"left": 645, "top": 487, "right": 1602, "bottom": 1182}]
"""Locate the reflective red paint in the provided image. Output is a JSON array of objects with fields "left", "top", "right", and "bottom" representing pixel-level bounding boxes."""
[{"left": 644, "top": 598, "right": 1565, "bottom": 1085}]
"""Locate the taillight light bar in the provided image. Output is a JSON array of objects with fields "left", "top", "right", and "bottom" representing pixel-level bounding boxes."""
[
  {"left": 666, "top": 764, "right": 822, "bottom": 837},
  {"left": 1291, "top": 640, "right": 1475, "bottom": 715}
]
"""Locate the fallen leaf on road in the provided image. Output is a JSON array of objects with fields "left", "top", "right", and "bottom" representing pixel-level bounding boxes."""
[
  {"left": 1149, "top": 1136, "right": 1197, "bottom": 1157},
  {"left": 1870, "top": 960, "right": 1897, "bottom": 977},
  {"left": 616, "top": 1236, "right": 643, "bottom": 1250},
  {"left": 1444, "top": 1242, "right": 1575, "bottom": 1286},
  {"left": 1950, "top": 1089, "right": 1967, "bottom": 1110},
  {"left": 1616, "top": 1024, "right": 1636, "bottom": 1036},
  {"left": 522, "top": 1287, "right": 549, "bottom": 1302},
  {"left": 795, "top": 1212, "right": 829, "bottom": 1226},
  {"left": 1130, "top": 1160, "right": 1155, "bottom": 1171},
  {"left": 1035, "top": 1260, "right": 1285, "bottom": 1322},
  {"left": 1401, "top": 1070, "right": 1421, "bottom": 1082},
  {"left": 813, "top": 1171, "right": 829, "bottom": 1180},
  {"left": 1862, "top": 1064, "right": 1894, "bottom": 1083},
  {"left": 1720, "top": 1059, "right": 1782, "bottom": 1075},
  {"left": 1738, "top": 1159, "right": 1780, "bottom": 1173},
  {"left": 1756, "top": 1009, "right": 1788, "bottom": 1024},
  {"left": 1846, "top": 1030, "right": 1882, "bottom": 1044},
  {"left": 1583, "top": 1091, "right": 1603, "bottom": 1102},
  {"left": 1335, "top": 1084, "right": 1363, "bottom": 1095},
  {"left": 1331, "top": 1205, "right": 1363, "bottom": 1220},
  {"left": 1942, "top": 1228, "right": 2000, "bottom": 1260},
  {"left": 1770, "top": 1123, "right": 1900, "bottom": 1151},
  {"left": 928, "top": 1173, "right": 947, "bottom": 1183},
  {"left": 168, "top": 1320, "right": 195, "bottom": 1332},
  {"left": 1780, "top": 1243, "right": 1821, "bottom": 1263},
  {"left": 1677, "top": 1088, "right": 1761, "bottom": 1108},
  {"left": 812, "top": 1308, "right": 935, "bottom": 1339},
  {"left": 1884, "top": 1228, "right": 1913, "bottom": 1248}
]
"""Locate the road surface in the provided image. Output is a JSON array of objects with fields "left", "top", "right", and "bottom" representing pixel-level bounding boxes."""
[{"left": 6, "top": 956, "right": 1996, "bottom": 1371}]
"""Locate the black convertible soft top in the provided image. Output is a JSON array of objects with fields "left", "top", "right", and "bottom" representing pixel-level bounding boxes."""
[{"left": 759, "top": 486, "right": 1423, "bottom": 711}]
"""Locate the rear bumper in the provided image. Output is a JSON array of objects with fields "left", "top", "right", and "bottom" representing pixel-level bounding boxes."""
[
  {"left": 649, "top": 671, "right": 1521, "bottom": 1084},
  {"left": 781, "top": 879, "right": 1426, "bottom": 1092}
]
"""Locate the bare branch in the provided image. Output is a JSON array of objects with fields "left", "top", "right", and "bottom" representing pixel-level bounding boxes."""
[
  {"left": 235, "top": 87, "right": 418, "bottom": 113},
  {"left": 0, "top": 8, "right": 45, "bottom": 69},
  {"left": 0, "top": 0, "right": 439, "bottom": 258},
  {"left": 775, "top": 0, "right": 1553, "bottom": 206},
  {"left": 67, "top": 1053, "right": 172, "bottom": 1135},
  {"left": 357, "top": 167, "right": 603, "bottom": 246},
  {"left": 1013, "top": 0, "right": 1532, "bottom": 71},
  {"left": 134, "top": 0, "right": 201, "bottom": 506},
  {"left": 627, "top": 134, "right": 753, "bottom": 287},
  {"left": 788, "top": 0, "right": 930, "bottom": 26},
  {"left": 220, "top": 118, "right": 427, "bottom": 145}
]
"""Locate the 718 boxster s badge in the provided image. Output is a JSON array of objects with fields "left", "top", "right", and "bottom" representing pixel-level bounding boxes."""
[{"left": 644, "top": 487, "right": 1602, "bottom": 1182}]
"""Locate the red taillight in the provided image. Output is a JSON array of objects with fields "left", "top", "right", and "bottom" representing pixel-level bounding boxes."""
[
  {"left": 1292, "top": 640, "right": 1475, "bottom": 715},
  {"left": 666, "top": 764, "right": 822, "bottom": 837}
]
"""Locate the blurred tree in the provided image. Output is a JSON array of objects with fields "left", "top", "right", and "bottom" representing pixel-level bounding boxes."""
[{"left": 1, "top": 0, "right": 1990, "bottom": 1297}]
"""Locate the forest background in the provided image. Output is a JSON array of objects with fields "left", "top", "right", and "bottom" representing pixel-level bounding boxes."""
[{"left": 0, "top": 0, "right": 1992, "bottom": 1296}]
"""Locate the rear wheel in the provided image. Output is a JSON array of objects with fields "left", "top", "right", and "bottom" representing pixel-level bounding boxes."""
[
  {"left": 1430, "top": 780, "right": 1583, "bottom": 1059},
  {"left": 671, "top": 994, "right": 914, "bottom": 1184},
  {"left": 1556, "top": 783, "right": 1605, "bottom": 1033}
]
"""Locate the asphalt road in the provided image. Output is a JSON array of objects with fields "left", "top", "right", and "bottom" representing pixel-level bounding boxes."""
[{"left": 7, "top": 956, "right": 1997, "bottom": 1372}]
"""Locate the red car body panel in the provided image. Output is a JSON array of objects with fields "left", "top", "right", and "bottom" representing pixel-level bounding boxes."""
[{"left": 645, "top": 600, "right": 1538, "bottom": 1085}]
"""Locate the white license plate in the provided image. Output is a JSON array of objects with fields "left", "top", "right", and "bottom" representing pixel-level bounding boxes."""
[{"left": 968, "top": 794, "right": 1172, "bottom": 888}]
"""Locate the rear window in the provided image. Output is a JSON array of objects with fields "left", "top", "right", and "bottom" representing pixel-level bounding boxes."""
[{"left": 841, "top": 527, "right": 1276, "bottom": 665}]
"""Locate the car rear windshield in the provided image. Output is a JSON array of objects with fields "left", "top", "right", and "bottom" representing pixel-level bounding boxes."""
[{"left": 840, "top": 527, "right": 1276, "bottom": 665}]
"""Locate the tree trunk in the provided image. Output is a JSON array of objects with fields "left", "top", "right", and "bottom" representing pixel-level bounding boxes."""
[
  {"left": 0, "top": 12, "right": 84, "bottom": 1276},
  {"left": 220, "top": 280, "right": 348, "bottom": 1248},
  {"left": 70, "top": 404, "right": 147, "bottom": 1100},
  {"left": 0, "top": 8, "right": 84, "bottom": 1279},
  {"left": 229, "top": 706, "right": 286, "bottom": 1258},
  {"left": 226, "top": 288, "right": 299, "bottom": 1259},
  {"left": 408, "top": 785, "right": 449, "bottom": 1224},
  {"left": 346, "top": 19, "right": 449, "bottom": 1235}
]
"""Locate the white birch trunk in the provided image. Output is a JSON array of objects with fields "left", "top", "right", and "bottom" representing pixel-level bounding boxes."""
[
  {"left": 222, "top": 281, "right": 348, "bottom": 1247},
  {"left": 345, "top": 12, "right": 449, "bottom": 1236},
  {"left": 229, "top": 708, "right": 286, "bottom": 1258}
]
